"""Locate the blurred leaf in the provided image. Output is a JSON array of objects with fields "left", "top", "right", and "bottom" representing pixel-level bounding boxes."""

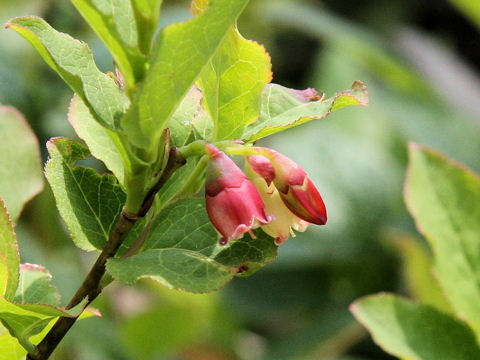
[
  {"left": 70, "top": 0, "right": 147, "bottom": 90},
  {"left": 448, "top": 0, "right": 480, "bottom": 29},
  {"left": 45, "top": 138, "right": 126, "bottom": 251},
  {"left": 405, "top": 144, "right": 480, "bottom": 338},
  {"left": 107, "top": 198, "right": 277, "bottom": 292},
  {"left": 394, "top": 235, "right": 451, "bottom": 313},
  {"left": 194, "top": 0, "right": 272, "bottom": 141},
  {"left": 242, "top": 81, "right": 368, "bottom": 142},
  {"left": 13, "top": 264, "right": 60, "bottom": 306},
  {"left": 121, "top": 0, "right": 251, "bottom": 150},
  {"left": 6, "top": 16, "right": 127, "bottom": 129},
  {"left": 351, "top": 294, "right": 480, "bottom": 360},
  {"left": 68, "top": 95, "right": 125, "bottom": 186},
  {"left": 0, "top": 198, "right": 19, "bottom": 300},
  {"left": 0, "top": 105, "right": 43, "bottom": 222}
]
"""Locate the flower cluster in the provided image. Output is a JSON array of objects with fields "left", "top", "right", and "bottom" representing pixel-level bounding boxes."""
[{"left": 205, "top": 144, "right": 327, "bottom": 245}]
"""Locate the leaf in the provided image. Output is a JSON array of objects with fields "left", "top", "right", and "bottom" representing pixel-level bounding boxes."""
[
  {"left": 394, "top": 235, "right": 451, "bottom": 313},
  {"left": 107, "top": 248, "right": 236, "bottom": 293},
  {"left": 194, "top": 0, "right": 272, "bottom": 141},
  {"left": 242, "top": 81, "right": 369, "bottom": 142},
  {"left": 0, "top": 105, "right": 43, "bottom": 222},
  {"left": 121, "top": 0, "right": 251, "bottom": 150},
  {"left": 70, "top": 0, "right": 148, "bottom": 90},
  {"left": 0, "top": 328, "right": 27, "bottom": 360},
  {"left": 351, "top": 294, "right": 480, "bottom": 360},
  {"left": 167, "top": 86, "right": 213, "bottom": 147},
  {"left": 404, "top": 144, "right": 480, "bottom": 338},
  {"left": 107, "top": 198, "right": 277, "bottom": 292},
  {"left": 45, "top": 138, "right": 126, "bottom": 251},
  {"left": 13, "top": 264, "right": 60, "bottom": 307},
  {"left": 130, "top": 0, "right": 163, "bottom": 55},
  {"left": 0, "top": 199, "right": 19, "bottom": 301},
  {"left": 6, "top": 17, "right": 127, "bottom": 130},
  {"left": 68, "top": 95, "right": 125, "bottom": 186}
]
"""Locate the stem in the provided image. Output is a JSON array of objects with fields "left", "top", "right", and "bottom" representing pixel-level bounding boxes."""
[{"left": 26, "top": 147, "right": 186, "bottom": 360}]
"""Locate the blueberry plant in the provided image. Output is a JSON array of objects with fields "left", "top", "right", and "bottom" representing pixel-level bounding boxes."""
[{"left": 0, "top": 0, "right": 368, "bottom": 359}]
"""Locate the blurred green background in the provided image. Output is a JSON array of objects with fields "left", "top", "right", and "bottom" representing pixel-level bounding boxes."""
[{"left": 1, "top": 0, "right": 480, "bottom": 359}]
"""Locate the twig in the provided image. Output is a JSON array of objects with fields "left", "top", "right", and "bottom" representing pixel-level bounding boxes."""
[{"left": 26, "top": 148, "right": 186, "bottom": 360}]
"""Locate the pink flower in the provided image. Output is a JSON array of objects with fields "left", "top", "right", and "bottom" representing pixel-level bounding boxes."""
[
  {"left": 205, "top": 145, "right": 272, "bottom": 245},
  {"left": 246, "top": 157, "right": 309, "bottom": 244},
  {"left": 248, "top": 149, "right": 327, "bottom": 226}
]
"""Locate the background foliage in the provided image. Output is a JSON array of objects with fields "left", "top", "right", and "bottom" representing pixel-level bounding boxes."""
[{"left": 1, "top": 0, "right": 479, "bottom": 359}]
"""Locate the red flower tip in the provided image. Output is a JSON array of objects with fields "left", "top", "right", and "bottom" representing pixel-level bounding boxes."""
[
  {"left": 251, "top": 147, "right": 327, "bottom": 226},
  {"left": 247, "top": 155, "right": 275, "bottom": 186}
]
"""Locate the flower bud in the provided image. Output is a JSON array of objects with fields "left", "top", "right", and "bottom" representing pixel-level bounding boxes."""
[
  {"left": 205, "top": 145, "right": 272, "bottom": 245},
  {"left": 246, "top": 158, "right": 309, "bottom": 244},
  {"left": 250, "top": 149, "right": 327, "bottom": 225}
]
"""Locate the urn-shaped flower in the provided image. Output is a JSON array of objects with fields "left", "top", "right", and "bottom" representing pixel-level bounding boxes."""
[
  {"left": 250, "top": 149, "right": 327, "bottom": 226},
  {"left": 205, "top": 145, "right": 272, "bottom": 244}
]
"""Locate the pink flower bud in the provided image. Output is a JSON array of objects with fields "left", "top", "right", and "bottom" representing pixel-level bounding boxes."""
[
  {"left": 250, "top": 149, "right": 327, "bottom": 226},
  {"left": 205, "top": 145, "right": 272, "bottom": 245}
]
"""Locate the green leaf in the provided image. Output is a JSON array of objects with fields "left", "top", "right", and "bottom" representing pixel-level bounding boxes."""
[
  {"left": 0, "top": 199, "right": 19, "bottom": 301},
  {"left": 394, "top": 235, "right": 451, "bottom": 313},
  {"left": 242, "top": 81, "right": 368, "bottom": 142},
  {"left": 0, "top": 328, "right": 27, "bottom": 360},
  {"left": 107, "top": 248, "right": 236, "bottom": 293},
  {"left": 68, "top": 95, "right": 126, "bottom": 186},
  {"left": 121, "top": 0, "right": 251, "bottom": 150},
  {"left": 130, "top": 0, "right": 163, "bottom": 55},
  {"left": 45, "top": 138, "right": 126, "bottom": 251},
  {"left": 351, "top": 294, "right": 480, "bottom": 360},
  {"left": 167, "top": 86, "right": 213, "bottom": 147},
  {"left": 194, "top": 0, "right": 272, "bottom": 141},
  {"left": 0, "top": 298, "right": 68, "bottom": 354},
  {"left": 6, "top": 16, "right": 127, "bottom": 129},
  {"left": 70, "top": 0, "right": 148, "bottom": 90},
  {"left": 13, "top": 264, "right": 60, "bottom": 307},
  {"left": 107, "top": 198, "right": 277, "bottom": 292},
  {"left": 405, "top": 144, "right": 480, "bottom": 338},
  {"left": 0, "top": 105, "right": 43, "bottom": 222}
]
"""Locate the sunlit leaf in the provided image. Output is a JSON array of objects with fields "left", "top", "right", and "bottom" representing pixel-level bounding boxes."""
[
  {"left": 121, "top": 0, "right": 251, "bottom": 150},
  {"left": 194, "top": 0, "right": 272, "bottom": 141},
  {"left": 0, "top": 198, "right": 19, "bottom": 300},
  {"left": 68, "top": 95, "right": 125, "bottom": 186},
  {"left": 242, "top": 81, "right": 368, "bottom": 142},
  {"left": 70, "top": 0, "right": 148, "bottom": 90},
  {"left": 6, "top": 17, "right": 128, "bottom": 129},
  {"left": 45, "top": 138, "right": 126, "bottom": 251},
  {"left": 0, "top": 105, "right": 43, "bottom": 222}
]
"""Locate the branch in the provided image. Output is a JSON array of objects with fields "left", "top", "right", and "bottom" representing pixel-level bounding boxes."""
[{"left": 27, "top": 147, "right": 186, "bottom": 360}]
